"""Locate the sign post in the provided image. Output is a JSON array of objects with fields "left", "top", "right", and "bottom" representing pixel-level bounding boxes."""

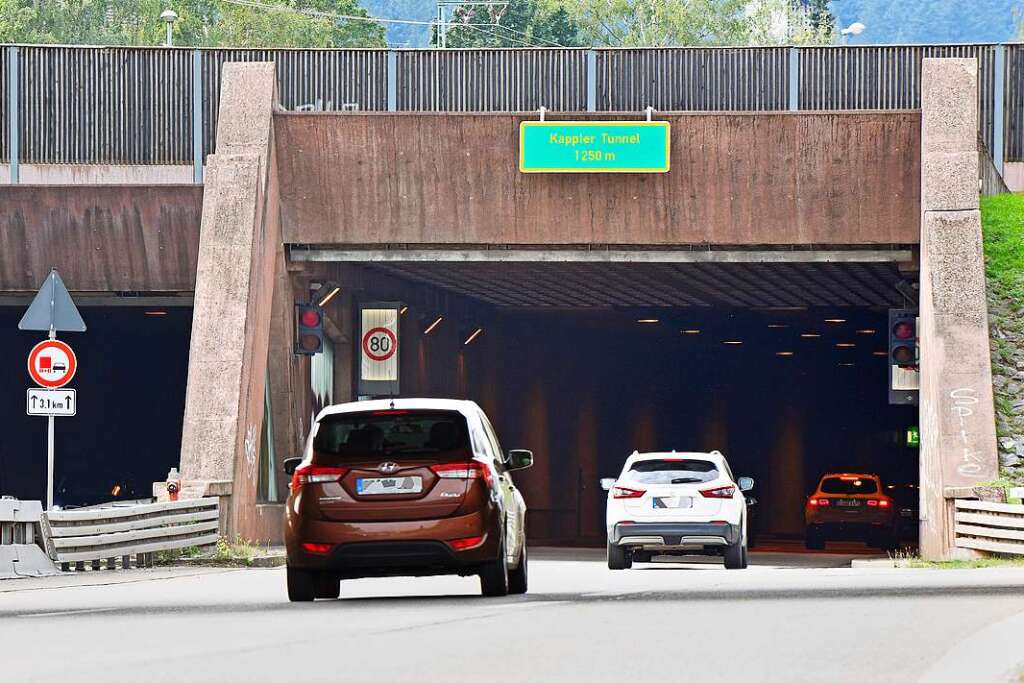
[{"left": 18, "top": 269, "right": 86, "bottom": 510}]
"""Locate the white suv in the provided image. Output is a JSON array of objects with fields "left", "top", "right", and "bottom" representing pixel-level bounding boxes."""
[{"left": 602, "top": 450, "right": 754, "bottom": 570}]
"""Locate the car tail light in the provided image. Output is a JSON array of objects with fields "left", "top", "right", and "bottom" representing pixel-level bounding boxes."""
[
  {"left": 809, "top": 498, "right": 830, "bottom": 507},
  {"left": 612, "top": 486, "right": 646, "bottom": 499},
  {"left": 448, "top": 535, "right": 484, "bottom": 551},
  {"left": 291, "top": 465, "right": 348, "bottom": 490},
  {"left": 867, "top": 499, "right": 878, "bottom": 507},
  {"left": 302, "top": 543, "right": 333, "bottom": 555},
  {"left": 431, "top": 461, "right": 492, "bottom": 486},
  {"left": 700, "top": 485, "right": 736, "bottom": 499}
]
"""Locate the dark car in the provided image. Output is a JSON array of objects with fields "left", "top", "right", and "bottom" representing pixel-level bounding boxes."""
[
  {"left": 804, "top": 473, "right": 897, "bottom": 550},
  {"left": 284, "top": 399, "right": 533, "bottom": 602},
  {"left": 887, "top": 483, "right": 920, "bottom": 542}
]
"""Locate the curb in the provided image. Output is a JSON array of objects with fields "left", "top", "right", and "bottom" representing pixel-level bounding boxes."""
[{"left": 161, "top": 555, "right": 286, "bottom": 569}]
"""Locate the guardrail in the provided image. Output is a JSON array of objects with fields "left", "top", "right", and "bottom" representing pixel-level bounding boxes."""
[
  {"left": 953, "top": 499, "right": 1024, "bottom": 556},
  {"left": 0, "top": 498, "right": 58, "bottom": 578},
  {"left": 39, "top": 498, "right": 219, "bottom": 571}
]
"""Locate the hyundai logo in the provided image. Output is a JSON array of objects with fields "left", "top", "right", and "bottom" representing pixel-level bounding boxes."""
[{"left": 378, "top": 462, "right": 399, "bottom": 474}]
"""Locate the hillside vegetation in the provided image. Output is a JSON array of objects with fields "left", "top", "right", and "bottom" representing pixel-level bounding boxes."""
[{"left": 982, "top": 193, "right": 1024, "bottom": 483}]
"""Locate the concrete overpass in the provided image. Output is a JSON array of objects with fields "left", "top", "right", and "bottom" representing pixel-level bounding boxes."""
[{"left": 0, "top": 58, "right": 999, "bottom": 560}]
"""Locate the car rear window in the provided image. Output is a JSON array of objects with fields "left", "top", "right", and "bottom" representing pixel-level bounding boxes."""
[
  {"left": 627, "top": 459, "right": 719, "bottom": 485},
  {"left": 312, "top": 410, "right": 471, "bottom": 466},
  {"left": 820, "top": 476, "right": 878, "bottom": 495}
]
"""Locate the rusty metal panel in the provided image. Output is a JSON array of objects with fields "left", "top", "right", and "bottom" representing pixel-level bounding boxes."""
[
  {"left": 1007, "top": 44, "right": 1024, "bottom": 162},
  {"left": 18, "top": 46, "right": 192, "bottom": 164},
  {"left": 799, "top": 44, "right": 996, "bottom": 154},
  {"left": 595, "top": 48, "right": 789, "bottom": 111},
  {"left": 0, "top": 185, "right": 203, "bottom": 291},
  {"left": 275, "top": 112, "right": 920, "bottom": 248},
  {"left": 202, "top": 49, "right": 388, "bottom": 157},
  {"left": 396, "top": 49, "right": 587, "bottom": 112}
]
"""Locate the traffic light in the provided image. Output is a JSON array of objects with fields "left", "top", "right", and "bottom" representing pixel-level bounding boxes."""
[
  {"left": 294, "top": 304, "right": 324, "bottom": 355},
  {"left": 888, "top": 308, "right": 919, "bottom": 405}
]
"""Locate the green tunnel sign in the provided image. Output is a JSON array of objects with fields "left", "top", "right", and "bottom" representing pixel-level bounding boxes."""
[{"left": 519, "top": 121, "right": 671, "bottom": 173}]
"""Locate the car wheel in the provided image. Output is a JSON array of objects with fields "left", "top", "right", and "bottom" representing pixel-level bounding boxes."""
[
  {"left": 508, "top": 543, "right": 528, "bottom": 595},
  {"left": 632, "top": 551, "right": 653, "bottom": 563},
  {"left": 315, "top": 574, "right": 340, "bottom": 600},
  {"left": 724, "top": 539, "right": 746, "bottom": 569},
  {"left": 805, "top": 526, "right": 825, "bottom": 551},
  {"left": 480, "top": 537, "right": 510, "bottom": 597},
  {"left": 287, "top": 567, "right": 316, "bottom": 602},
  {"left": 607, "top": 541, "right": 632, "bottom": 570}
]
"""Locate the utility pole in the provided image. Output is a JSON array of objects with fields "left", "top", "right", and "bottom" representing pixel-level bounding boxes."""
[{"left": 436, "top": 2, "right": 509, "bottom": 48}]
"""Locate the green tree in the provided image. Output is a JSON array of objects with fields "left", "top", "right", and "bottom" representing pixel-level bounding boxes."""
[
  {"left": 0, "top": 0, "right": 386, "bottom": 47},
  {"left": 438, "top": 0, "right": 583, "bottom": 48}
]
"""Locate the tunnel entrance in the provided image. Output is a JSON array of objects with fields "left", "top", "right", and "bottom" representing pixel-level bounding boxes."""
[
  {"left": 0, "top": 304, "right": 191, "bottom": 507},
  {"left": 318, "top": 255, "right": 920, "bottom": 548}
]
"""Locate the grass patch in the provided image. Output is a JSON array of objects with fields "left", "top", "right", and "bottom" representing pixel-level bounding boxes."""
[
  {"left": 154, "top": 545, "right": 203, "bottom": 565},
  {"left": 903, "top": 557, "right": 1024, "bottom": 569},
  {"left": 981, "top": 193, "right": 1024, "bottom": 300},
  {"left": 153, "top": 536, "right": 275, "bottom": 567}
]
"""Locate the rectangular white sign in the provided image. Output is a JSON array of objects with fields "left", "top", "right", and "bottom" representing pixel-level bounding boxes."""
[
  {"left": 360, "top": 308, "right": 399, "bottom": 382},
  {"left": 26, "top": 388, "right": 76, "bottom": 417}
]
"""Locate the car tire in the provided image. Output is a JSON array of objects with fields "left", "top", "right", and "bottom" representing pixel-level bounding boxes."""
[
  {"left": 607, "top": 541, "right": 632, "bottom": 570},
  {"left": 480, "top": 538, "right": 510, "bottom": 597},
  {"left": 508, "top": 543, "right": 528, "bottom": 595},
  {"left": 632, "top": 551, "right": 653, "bottom": 563},
  {"left": 315, "top": 574, "right": 340, "bottom": 600},
  {"left": 724, "top": 539, "right": 746, "bottom": 569},
  {"left": 805, "top": 526, "right": 826, "bottom": 551},
  {"left": 287, "top": 567, "right": 316, "bottom": 602}
]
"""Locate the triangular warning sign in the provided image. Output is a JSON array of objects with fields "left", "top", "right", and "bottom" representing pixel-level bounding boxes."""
[{"left": 18, "top": 269, "right": 86, "bottom": 333}]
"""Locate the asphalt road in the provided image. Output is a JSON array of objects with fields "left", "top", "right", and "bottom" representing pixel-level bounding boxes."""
[{"left": 3, "top": 548, "right": 1024, "bottom": 683}]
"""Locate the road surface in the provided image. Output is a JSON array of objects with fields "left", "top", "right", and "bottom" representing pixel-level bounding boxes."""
[{"left": 2, "top": 548, "right": 1023, "bottom": 682}]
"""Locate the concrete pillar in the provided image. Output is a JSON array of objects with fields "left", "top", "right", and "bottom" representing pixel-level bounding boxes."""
[
  {"left": 178, "top": 63, "right": 282, "bottom": 539},
  {"left": 918, "top": 58, "right": 1000, "bottom": 559}
]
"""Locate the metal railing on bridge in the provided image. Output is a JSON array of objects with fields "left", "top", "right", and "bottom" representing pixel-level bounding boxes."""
[{"left": 1, "top": 43, "right": 1021, "bottom": 177}]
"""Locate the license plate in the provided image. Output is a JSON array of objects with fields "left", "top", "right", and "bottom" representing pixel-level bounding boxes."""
[
  {"left": 836, "top": 499, "right": 861, "bottom": 507},
  {"left": 653, "top": 496, "right": 692, "bottom": 509},
  {"left": 356, "top": 476, "right": 423, "bottom": 495}
]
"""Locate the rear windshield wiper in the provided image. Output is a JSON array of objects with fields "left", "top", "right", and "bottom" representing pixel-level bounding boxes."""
[{"left": 671, "top": 477, "right": 704, "bottom": 484}]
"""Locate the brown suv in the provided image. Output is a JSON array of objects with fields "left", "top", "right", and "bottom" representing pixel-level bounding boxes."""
[{"left": 283, "top": 399, "right": 533, "bottom": 601}]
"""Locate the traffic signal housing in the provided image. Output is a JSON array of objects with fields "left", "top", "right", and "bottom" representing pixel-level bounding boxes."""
[
  {"left": 295, "top": 303, "right": 324, "bottom": 355},
  {"left": 888, "top": 308, "right": 919, "bottom": 405}
]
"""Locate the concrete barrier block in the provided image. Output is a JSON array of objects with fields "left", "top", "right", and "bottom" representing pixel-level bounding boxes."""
[
  {"left": 922, "top": 151, "right": 979, "bottom": 212},
  {"left": 921, "top": 58, "right": 978, "bottom": 156}
]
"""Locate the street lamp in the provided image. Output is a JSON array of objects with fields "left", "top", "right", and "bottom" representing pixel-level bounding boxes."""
[
  {"left": 160, "top": 9, "right": 178, "bottom": 47},
  {"left": 840, "top": 21, "right": 865, "bottom": 45}
]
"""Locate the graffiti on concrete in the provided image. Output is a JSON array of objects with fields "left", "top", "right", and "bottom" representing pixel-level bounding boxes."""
[
  {"left": 244, "top": 423, "right": 258, "bottom": 479},
  {"left": 949, "top": 387, "right": 987, "bottom": 478}
]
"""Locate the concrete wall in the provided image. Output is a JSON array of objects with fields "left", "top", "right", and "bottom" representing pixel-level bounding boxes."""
[
  {"left": 0, "top": 185, "right": 202, "bottom": 292},
  {"left": 2, "top": 165, "right": 197, "bottom": 185},
  {"left": 275, "top": 112, "right": 921, "bottom": 247},
  {"left": 918, "top": 58, "right": 1000, "bottom": 560}
]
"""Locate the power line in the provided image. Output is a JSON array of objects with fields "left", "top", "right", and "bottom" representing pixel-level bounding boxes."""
[{"left": 219, "top": 0, "right": 561, "bottom": 49}]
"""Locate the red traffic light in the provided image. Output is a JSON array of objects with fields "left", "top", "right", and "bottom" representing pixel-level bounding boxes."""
[
  {"left": 300, "top": 309, "right": 321, "bottom": 328},
  {"left": 892, "top": 321, "right": 914, "bottom": 340}
]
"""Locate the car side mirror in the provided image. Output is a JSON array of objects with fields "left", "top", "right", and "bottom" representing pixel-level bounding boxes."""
[
  {"left": 738, "top": 476, "right": 754, "bottom": 492},
  {"left": 506, "top": 449, "right": 534, "bottom": 471},
  {"left": 600, "top": 478, "right": 615, "bottom": 491},
  {"left": 283, "top": 457, "right": 303, "bottom": 475}
]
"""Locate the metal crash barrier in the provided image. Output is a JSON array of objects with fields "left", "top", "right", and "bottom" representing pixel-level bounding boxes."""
[
  {"left": 953, "top": 498, "right": 1024, "bottom": 556},
  {"left": 39, "top": 498, "right": 219, "bottom": 571},
  {"left": 0, "top": 498, "right": 58, "bottom": 578}
]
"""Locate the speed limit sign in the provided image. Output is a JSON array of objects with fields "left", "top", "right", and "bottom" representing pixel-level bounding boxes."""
[{"left": 358, "top": 303, "right": 401, "bottom": 396}]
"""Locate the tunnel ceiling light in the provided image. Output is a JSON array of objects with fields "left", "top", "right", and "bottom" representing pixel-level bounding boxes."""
[
  {"left": 767, "top": 324, "right": 788, "bottom": 329},
  {"left": 800, "top": 333, "right": 821, "bottom": 338},
  {"left": 872, "top": 351, "right": 888, "bottom": 356},
  {"left": 722, "top": 340, "right": 743, "bottom": 345},
  {"left": 424, "top": 316, "right": 444, "bottom": 335},
  {"left": 463, "top": 328, "right": 483, "bottom": 345},
  {"left": 856, "top": 328, "right": 876, "bottom": 334},
  {"left": 836, "top": 343, "right": 856, "bottom": 348},
  {"left": 144, "top": 310, "right": 168, "bottom": 316},
  {"left": 775, "top": 351, "right": 795, "bottom": 357},
  {"left": 316, "top": 286, "right": 342, "bottom": 308},
  {"left": 400, "top": 305, "right": 409, "bottom": 315},
  {"left": 682, "top": 329, "right": 701, "bottom": 335},
  {"left": 838, "top": 362, "right": 856, "bottom": 367},
  {"left": 636, "top": 318, "right": 659, "bottom": 324},
  {"left": 824, "top": 318, "right": 847, "bottom": 324}
]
